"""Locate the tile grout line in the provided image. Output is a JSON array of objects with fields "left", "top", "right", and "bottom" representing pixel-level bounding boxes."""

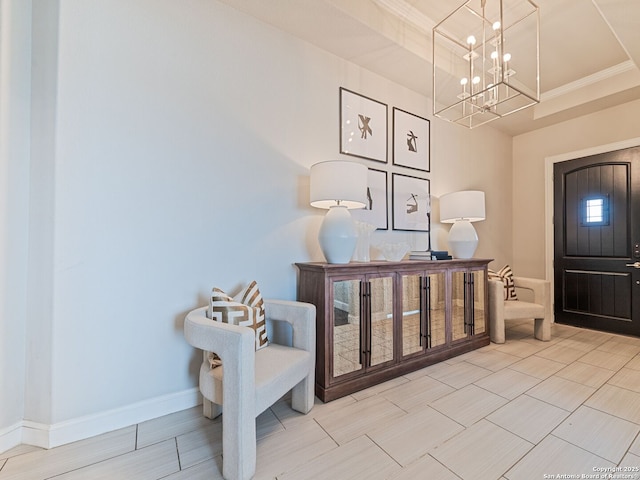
[{"left": 174, "top": 437, "right": 182, "bottom": 472}]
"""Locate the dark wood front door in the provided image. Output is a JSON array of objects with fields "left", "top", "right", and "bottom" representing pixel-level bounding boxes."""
[{"left": 554, "top": 146, "right": 640, "bottom": 336}]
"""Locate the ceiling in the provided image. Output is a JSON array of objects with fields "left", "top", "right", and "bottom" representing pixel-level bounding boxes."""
[{"left": 217, "top": 0, "right": 640, "bottom": 136}]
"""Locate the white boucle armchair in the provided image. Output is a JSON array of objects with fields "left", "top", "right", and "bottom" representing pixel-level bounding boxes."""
[
  {"left": 184, "top": 299, "right": 316, "bottom": 480},
  {"left": 488, "top": 277, "right": 552, "bottom": 344}
]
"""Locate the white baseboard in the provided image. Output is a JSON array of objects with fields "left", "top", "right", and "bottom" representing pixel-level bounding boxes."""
[
  {"left": 0, "top": 422, "right": 23, "bottom": 455},
  {"left": 1, "top": 387, "right": 201, "bottom": 453}
]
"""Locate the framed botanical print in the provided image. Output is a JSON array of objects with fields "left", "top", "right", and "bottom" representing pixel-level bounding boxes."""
[
  {"left": 392, "top": 107, "right": 430, "bottom": 172},
  {"left": 340, "top": 87, "right": 388, "bottom": 163},
  {"left": 351, "top": 168, "right": 388, "bottom": 230},
  {"left": 392, "top": 173, "right": 431, "bottom": 232}
]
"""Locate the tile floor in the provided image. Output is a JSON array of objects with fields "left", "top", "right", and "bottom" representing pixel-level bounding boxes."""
[{"left": 3, "top": 320, "right": 640, "bottom": 479}]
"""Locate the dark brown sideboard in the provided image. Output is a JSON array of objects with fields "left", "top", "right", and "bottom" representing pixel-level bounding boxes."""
[{"left": 296, "top": 259, "right": 491, "bottom": 402}]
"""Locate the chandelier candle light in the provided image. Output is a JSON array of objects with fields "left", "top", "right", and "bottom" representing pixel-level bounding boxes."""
[
  {"left": 310, "top": 161, "right": 368, "bottom": 264},
  {"left": 440, "top": 190, "right": 486, "bottom": 259},
  {"left": 433, "top": 0, "right": 539, "bottom": 128}
]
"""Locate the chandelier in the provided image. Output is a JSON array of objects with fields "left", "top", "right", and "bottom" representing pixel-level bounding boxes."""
[{"left": 432, "top": 0, "right": 540, "bottom": 128}]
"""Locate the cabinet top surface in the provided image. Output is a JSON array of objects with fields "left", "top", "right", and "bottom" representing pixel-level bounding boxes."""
[{"left": 296, "top": 259, "right": 492, "bottom": 271}]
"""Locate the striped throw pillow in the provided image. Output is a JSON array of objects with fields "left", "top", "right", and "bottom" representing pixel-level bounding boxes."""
[{"left": 488, "top": 265, "right": 518, "bottom": 301}]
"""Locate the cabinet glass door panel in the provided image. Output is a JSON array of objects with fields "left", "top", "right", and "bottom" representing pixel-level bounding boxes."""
[
  {"left": 428, "top": 273, "right": 447, "bottom": 347},
  {"left": 473, "top": 270, "right": 486, "bottom": 334},
  {"left": 451, "top": 271, "right": 467, "bottom": 341},
  {"left": 369, "top": 275, "right": 394, "bottom": 366},
  {"left": 401, "top": 273, "right": 447, "bottom": 355},
  {"left": 401, "top": 274, "right": 422, "bottom": 356},
  {"left": 332, "top": 279, "right": 362, "bottom": 377}
]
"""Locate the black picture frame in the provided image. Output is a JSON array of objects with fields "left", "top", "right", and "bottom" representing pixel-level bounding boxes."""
[
  {"left": 340, "top": 87, "right": 388, "bottom": 163},
  {"left": 392, "top": 107, "right": 430, "bottom": 172},
  {"left": 392, "top": 173, "right": 431, "bottom": 232},
  {"left": 351, "top": 168, "right": 388, "bottom": 230}
]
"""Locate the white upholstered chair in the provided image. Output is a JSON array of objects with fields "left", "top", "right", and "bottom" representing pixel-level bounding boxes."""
[
  {"left": 488, "top": 277, "right": 552, "bottom": 343},
  {"left": 184, "top": 299, "right": 315, "bottom": 480}
]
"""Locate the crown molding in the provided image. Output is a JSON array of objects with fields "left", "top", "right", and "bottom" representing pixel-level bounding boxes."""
[
  {"left": 542, "top": 60, "right": 637, "bottom": 101},
  {"left": 371, "top": 0, "right": 435, "bottom": 34}
]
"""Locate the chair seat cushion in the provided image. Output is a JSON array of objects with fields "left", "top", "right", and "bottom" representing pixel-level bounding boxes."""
[
  {"left": 503, "top": 300, "right": 545, "bottom": 320},
  {"left": 199, "top": 343, "right": 312, "bottom": 415}
]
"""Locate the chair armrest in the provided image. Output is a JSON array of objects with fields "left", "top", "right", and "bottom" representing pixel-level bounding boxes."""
[
  {"left": 184, "top": 306, "right": 257, "bottom": 451},
  {"left": 488, "top": 279, "right": 505, "bottom": 343},
  {"left": 264, "top": 299, "right": 316, "bottom": 355},
  {"left": 184, "top": 306, "right": 255, "bottom": 364},
  {"left": 488, "top": 279, "right": 505, "bottom": 316},
  {"left": 513, "top": 277, "right": 549, "bottom": 306}
]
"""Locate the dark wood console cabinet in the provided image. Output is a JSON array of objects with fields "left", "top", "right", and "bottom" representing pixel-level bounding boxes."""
[{"left": 295, "top": 259, "right": 491, "bottom": 402}]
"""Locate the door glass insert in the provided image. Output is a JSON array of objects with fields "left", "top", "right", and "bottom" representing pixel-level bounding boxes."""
[
  {"left": 401, "top": 272, "right": 448, "bottom": 356},
  {"left": 428, "top": 272, "right": 447, "bottom": 347},
  {"left": 473, "top": 270, "right": 486, "bottom": 334},
  {"left": 582, "top": 195, "right": 609, "bottom": 226},
  {"left": 332, "top": 279, "right": 361, "bottom": 377},
  {"left": 401, "top": 274, "right": 421, "bottom": 356},
  {"left": 369, "top": 276, "right": 394, "bottom": 366},
  {"left": 452, "top": 271, "right": 467, "bottom": 341}
]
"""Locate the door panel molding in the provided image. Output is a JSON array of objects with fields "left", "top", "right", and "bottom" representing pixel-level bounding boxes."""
[
  {"left": 562, "top": 162, "right": 629, "bottom": 258},
  {"left": 562, "top": 269, "right": 632, "bottom": 322}
]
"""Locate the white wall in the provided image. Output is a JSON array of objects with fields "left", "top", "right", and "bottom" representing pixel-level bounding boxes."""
[
  {"left": 0, "top": 0, "right": 31, "bottom": 452},
  {"left": 513, "top": 99, "right": 640, "bottom": 279},
  {"left": 1, "top": 0, "right": 513, "bottom": 450}
]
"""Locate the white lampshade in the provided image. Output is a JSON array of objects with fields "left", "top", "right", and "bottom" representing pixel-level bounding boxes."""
[
  {"left": 310, "top": 161, "right": 368, "bottom": 209},
  {"left": 309, "top": 161, "right": 367, "bottom": 264},
  {"left": 439, "top": 190, "right": 486, "bottom": 223},
  {"left": 439, "top": 190, "right": 486, "bottom": 259}
]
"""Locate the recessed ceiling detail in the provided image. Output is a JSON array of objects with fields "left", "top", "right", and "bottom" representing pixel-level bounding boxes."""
[{"left": 217, "top": 0, "right": 640, "bottom": 135}]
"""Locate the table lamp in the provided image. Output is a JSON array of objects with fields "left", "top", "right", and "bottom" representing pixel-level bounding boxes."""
[
  {"left": 439, "top": 190, "right": 486, "bottom": 258},
  {"left": 310, "top": 160, "right": 367, "bottom": 264}
]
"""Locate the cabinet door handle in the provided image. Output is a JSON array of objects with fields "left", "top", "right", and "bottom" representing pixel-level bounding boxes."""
[
  {"left": 359, "top": 281, "right": 365, "bottom": 365},
  {"left": 419, "top": 276, "right": 424, "bottom": 347},
  {"left": 367, "top": 298, "right": 372, "bottom": 360},
  {"left": 626, "top": 262, "right": 640, "bottom": 268},
  {"left": 463, "top": 273, "right": 468, "bottom": 334},
  {"left": 469, "top": 274, "right": 475, "bottom": 335},
  {"left": 425, "top": 276, "right": 431, "bottom": 349}
]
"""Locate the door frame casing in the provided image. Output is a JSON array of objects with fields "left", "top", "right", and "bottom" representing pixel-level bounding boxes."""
[{"left": 544, "top": 137, "right": 640, "bottom": 323}]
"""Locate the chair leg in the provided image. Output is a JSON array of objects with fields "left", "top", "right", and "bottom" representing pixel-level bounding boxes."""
[
  {"left": 534, "top": 317, "right": 551, "bottom": 341},
  {"left": 490, "top": 315, "right": 506, "bottom": 344},
  {"left": 291, "top": 374, "right": 314, "bottom": 414},
  {"left": 203, "top": 398, "right": 222, "bottom": 419},
  {"left": 222, "top": 398, "right": 256, "bottom": 480}
]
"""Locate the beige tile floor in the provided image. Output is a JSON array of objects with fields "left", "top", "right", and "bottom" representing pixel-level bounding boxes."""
[{"left": 4, "top": 320, "right": 640, "bottom": 479}]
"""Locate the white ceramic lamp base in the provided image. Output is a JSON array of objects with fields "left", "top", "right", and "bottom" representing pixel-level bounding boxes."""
[
  {"left": 448, "top": 219, "right": 479, "bottom": 259},
  {"left": 318, "top": 205, "right": 357, "bottom": 264}
]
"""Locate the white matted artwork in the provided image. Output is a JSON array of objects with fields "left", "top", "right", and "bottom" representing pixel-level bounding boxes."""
[
  {"left": 340, "top": 87, "right": 388, "bottom": 163},
  {"left": 392, "top": 173, "right": 431, "bottom": 232},
  {"left": 392, "top": 108, "right": 430, "bottom": 172},
  {"left": 351, "top": 168, "right": 388, "bottom": 230}
]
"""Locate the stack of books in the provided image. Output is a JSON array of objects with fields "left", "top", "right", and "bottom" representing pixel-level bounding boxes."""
[
  {"left": 409, "top": 250, "right": 432, "bottom": 260},
  {"left": 409, "top": 250, "right": 452, "bottom": 260}
]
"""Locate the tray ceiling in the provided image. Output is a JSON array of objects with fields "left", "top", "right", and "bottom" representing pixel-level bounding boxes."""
[{"left": 218, "top": 0, "right": 640, "bottom": 135}]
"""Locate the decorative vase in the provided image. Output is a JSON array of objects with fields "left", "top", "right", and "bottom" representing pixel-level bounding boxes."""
[
  {"left": 380, "top": 242, "right": 410, "bottom": 262},
  {"left": 354, "top": 222, "right": 376, "bottom": 262}
]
